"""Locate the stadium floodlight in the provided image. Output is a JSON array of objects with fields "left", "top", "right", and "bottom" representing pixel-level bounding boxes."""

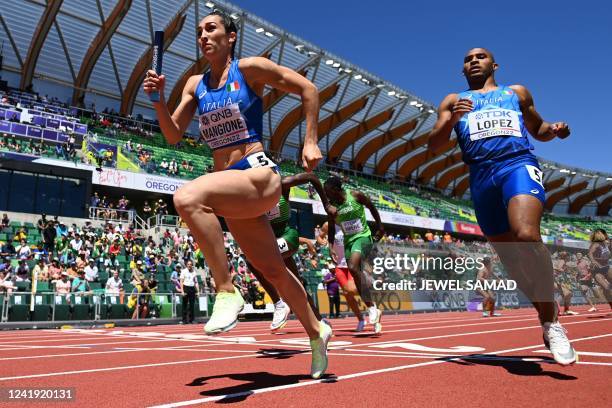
[
  {"left": 415, "top": 103, "right": 423, "bottom": 107},
  {"left": 354, "top": 74, "right": 362, "bottom": 79},
  {"left": 409, "top": 100, "right": 418, "bottom": 106},
  {"left": 571, "top": 171, "right": 577, "bottom": 175},
  {"left": 376, "top": 84, "right": 385, "bottom": 88},
  {"left": 399, "top": 95, "right": 408, "bottom": 99},
  {"left": 344, "top": 68, "right": 352, "bottom": 73},
  {"left": 307, "top": 51, "right": 318, "bottom": 56},
  {"left": 205, "top": 2, "right": 214, "bottom": 8},
  {"left": 332, "top": 62, "right": 340, "bottom": 68},
  {"left": 560, "top": 169, "right": 570, "bottom": 173},
  {"left": 295, "top": 44, "right": 304, "bottom": 51},
  {"left": 265, "top": 31, "right": 274, "bottom": 37},
  {"left": 607, "top": 177, "right": 612, "bottom": 181},
  {"left": 387, "top": 91, "right": 396, "bottom": 96},
  {"left": 255, "top": 28, "right": 265, "bottom": 33},
  {"left": 325, "top": 59, "right": 334, "bottom": 65},
  {"left": 428, "top": 109, "right": 435, "bottom": 113}
]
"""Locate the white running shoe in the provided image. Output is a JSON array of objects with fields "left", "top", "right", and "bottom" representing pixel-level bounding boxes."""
[
  {"left": 482, "top": 312, "right": 490, "bottom": 317},
  {"left": 310, "top": 320, "right": 333, "bottom": 379},
  {"left": 563, "top": 310, "right": 579, "bottom": 316},
  {"left": 355, "top": 319, "right": 365, "bottom": 332},
  {"left": 542, "top": 321, "right": 578, "bottom": 366},
  {"left": 270, "top": 301, "right": 291, "bottom": 331},
  {"left": 368, "top": 305, "right": 381, "bottom": 325},
  {"left": 204, "top": 288, "right": 244, "bottom": 335},
  {"left": 588, "top": 307, "right": 598, "bottom": 312},
  {"left": 374, "top": 322, "right": 382, "bottom": 334}
]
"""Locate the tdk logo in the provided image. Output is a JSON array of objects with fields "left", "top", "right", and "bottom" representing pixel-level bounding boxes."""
[{"left": 475, "top": 110, "right": 512, "bottom": 120}]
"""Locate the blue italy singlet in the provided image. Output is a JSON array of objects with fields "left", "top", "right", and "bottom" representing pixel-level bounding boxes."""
[
  {"left": 194, "top": 60, "right": 263, "bottom": 150},
  {"left": 453, "top": 86, "right": 545, "bottom": 236},
  {"left": 453, "top": 86, "right": 534, "bottom": 165}
]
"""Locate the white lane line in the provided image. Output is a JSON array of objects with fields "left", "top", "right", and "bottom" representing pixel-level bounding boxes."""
[
  {"left": 534, "top": 350, "right": 612, "bottom": 358},
  {"left": 329, "top": 316, "right": 612, "bottom": 350},
  {"left": 0, "top": 353, "right": 262, "bottom": 381},
  {"left": 2, "top": 318, "right": 608, "bottom": 382},
  {"left": 146, "top": 332, "right": 612, "bottom": 408}
]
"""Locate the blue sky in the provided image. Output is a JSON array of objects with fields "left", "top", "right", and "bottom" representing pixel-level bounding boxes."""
[{"left": 230, "top": 0, "right": 612, "bottom": 173}]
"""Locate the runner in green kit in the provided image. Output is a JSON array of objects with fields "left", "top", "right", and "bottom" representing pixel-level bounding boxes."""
[
  {"left": 324, "top": 176, "right": 384, "bottom": 334},
  {"left": 246, "top": 172, "right": 336, "bottom": 331}
]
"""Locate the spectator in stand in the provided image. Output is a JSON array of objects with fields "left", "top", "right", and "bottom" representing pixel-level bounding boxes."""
[
  {"left": 43, "top": 220, "right": 56, "bottom": 255},
  {"left": 48, "top": 257, "right": 62, "bottom": 281},
  {"left": 0, "top": 240, "right": 15, "bottom": 258},
  {"left": 1, "top": 213, "right": 9, "bottom": 232},
  {"left": 105, "top": 269, "right": 124, "bottom": 303},
  {"left": 142, "top": 201, "right": 152, "bottom": 220},
  {"left": 54, "top": 272, "right": 71, "bottom": 301},
  {"left": 72, "top": 270, "right": 91, "bottom": 294},
  {"left": 56, "top": 221, "right": 68, "bottom": 238},
  {"left": 15, "top": 260, "right": 30, "bottom": 282},
  {"left": 84, "top": 259, "right": 98, "bottom": 282},
  {"left": 160, "top": 159, "right": 169, "bottom": 174},
  {"left": 65, "top": 261, "right": 78, "bottom": 279},
  {"left": 36, "top": 213, "right": 47, "bottom": 235},
  {"left": 70, "top": 233, "right": 84, "bottom": 254},
  {"left": 181, "top": 159, "right": 189, "bottom": 173},
  {"left": 443, "top": 232, "right": 452, "bottom": 244},
  {"left": 155, "top": 199, "right": 168, "bottom": 215},
  {"left": 170, "top": 263, "right": 182, "bottom": 294},
  {"left": 32, "top": 258, "right": 49, "bottom": 281},
  {"left": 13, "top": 227, "right": 27, "bottom": 243},
  {"left": 131, "top": 259, "right": 145, "bottom": 284},
  {"left": 16, "top": 239, "right": 31, "bottom": 260},
  {"left": 168, "top": 159, "right": 178, "bottom": 176},
  {"left": 90, "top": 192, "right": 100, "bottom": 212},
  {"left": 109, "top": 238, "right": 121, "bottom": 265},
  {"left": 117, "top": 195, "right": 129, "bottom": 220},
  {"left": 55, "top": 143, "right": 65, "bottom": 159},
  {"left": 0, "top": 268, "right": 15, "bottom": 294}
]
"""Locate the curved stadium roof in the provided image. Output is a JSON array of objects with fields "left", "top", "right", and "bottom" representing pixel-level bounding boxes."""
[{"left": 0, "top": 0, "right": 610, "bottom": 216}]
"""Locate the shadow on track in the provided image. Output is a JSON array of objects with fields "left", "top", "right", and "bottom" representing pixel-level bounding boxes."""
[
  {"left": 187, "top": 370, "right": 334, "bottom": 403},
  {"left": 444, "top": 354, "right": 577, "bottom": 380}
]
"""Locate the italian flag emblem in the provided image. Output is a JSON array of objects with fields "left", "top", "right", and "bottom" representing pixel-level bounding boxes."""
[{"left": 226, "top": 81, "right": 240, "bottom": 92}]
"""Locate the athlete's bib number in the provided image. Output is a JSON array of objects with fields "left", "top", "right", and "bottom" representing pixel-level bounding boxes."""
[
  {"left": 277, "top": 238, "right": 289, "bottom": 254},
  {"left": 266, "top": 204, "right": 281, "bottom": 221},
  {"left": 246, "top": 152, "right": 276, "bottom": 169},
  {"left": 341, "top": 219, "right": 364, "bottom": 235},
  {"left": 525, "top": 165, "right": 544, "bottom": 187},
  {"left": 198, "top": 103, "right": 250, "bottom": 149},
  {"left": 468, "top": 108, "right": 522, "bottom": 141}
]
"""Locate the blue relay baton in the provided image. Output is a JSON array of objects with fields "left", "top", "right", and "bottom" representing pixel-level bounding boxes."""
[{"left": 149, "top": 30, "right": 164, "bottom": 102}]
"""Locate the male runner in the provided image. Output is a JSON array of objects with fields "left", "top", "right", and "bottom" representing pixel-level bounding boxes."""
[
  {"left": 246, "top": 172, "right": 335, "bottom": 331},
  {"left": 429, "top": 48, "right": 576, "bottom": 365},
  {"left": 325, "top": 176, "right": 383, "bottom": 334}
]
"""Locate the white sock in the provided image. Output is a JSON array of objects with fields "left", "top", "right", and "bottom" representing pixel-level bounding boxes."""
[{"left": 274, "top": 299, "right": 286, "bottom": 308}]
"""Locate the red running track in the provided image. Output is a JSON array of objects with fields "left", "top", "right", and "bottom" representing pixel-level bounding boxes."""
[{"left": 0, "top": 306, "right": 609, "bottom": 407}]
